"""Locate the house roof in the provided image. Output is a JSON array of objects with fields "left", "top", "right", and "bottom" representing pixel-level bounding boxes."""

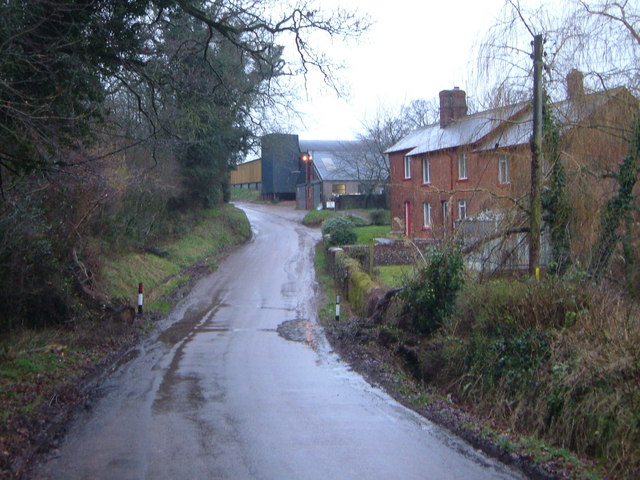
[
  {"left": 299, "top": 139, "right": 378, "bottom": 182},
  {"left": 386, "top": 87, "right": 631, "bottom": 156}
]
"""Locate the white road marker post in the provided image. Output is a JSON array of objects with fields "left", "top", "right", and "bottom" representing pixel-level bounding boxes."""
[
  {"left": 335, "top": 295, "right": 340, "bottom": 321},
  {"left": 138, "top": 282, "right": 144, "bottom": 315}
]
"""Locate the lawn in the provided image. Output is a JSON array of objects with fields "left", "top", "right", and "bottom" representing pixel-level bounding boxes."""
[
  {"left": 376, "top": 265, "right": 413, "bottom": 288},
  {"left": 302, "top": 210, "right": 370, "bottom": 227},
  {"left": 354, "top": 225, "right": 392, "bottom": 244}
]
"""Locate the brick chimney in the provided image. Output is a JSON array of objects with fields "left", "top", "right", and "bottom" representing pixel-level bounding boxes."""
[
  {"left": 566, "top": 69, "right": 584, "bottom": 100},
  {"left": 439, "top": 87, "right": 467, "bottom": 127}
]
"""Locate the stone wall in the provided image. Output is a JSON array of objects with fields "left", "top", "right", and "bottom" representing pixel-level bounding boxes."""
[{"left": 326, "top": 247, "right": 380, "bottom": 317}]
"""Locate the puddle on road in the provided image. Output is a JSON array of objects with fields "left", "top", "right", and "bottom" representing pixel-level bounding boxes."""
[
  {"left": 158, "top": 309, "right": 205, "bottom": 345},
  {"left": 277, "top": 319, "right": 318, "bottom": 348},
  {"left": 158, "top": 303, "right": 225, "bottom": 345}
]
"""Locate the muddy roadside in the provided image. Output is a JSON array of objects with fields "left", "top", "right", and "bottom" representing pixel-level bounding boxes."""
[
  {"left": 0, "top": 255, "right": 229, "bottom": 480},
  {"left": 319, "top": 309, "right": 582, "bottom": 480}
]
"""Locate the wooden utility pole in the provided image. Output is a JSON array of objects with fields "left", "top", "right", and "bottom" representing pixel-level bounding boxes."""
[{"left": 529, "top": 34, "right": 543, "bottom": 278}]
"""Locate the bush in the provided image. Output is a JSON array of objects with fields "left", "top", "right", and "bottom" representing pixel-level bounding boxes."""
[
  {"left": 399, "top": 245, "right": 464, "bottom": 334},
  {"left": 321, "top": 215, "right": 357, "bottom": 247},
  {"left": 369, "top": 209, "right": 390, "bottom": 225},
  {"left": 424, "top": 280, "right": 640, "bottom": 478}
]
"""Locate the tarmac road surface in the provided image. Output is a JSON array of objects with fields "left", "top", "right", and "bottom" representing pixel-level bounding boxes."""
[{"left": 32, "top": 202, "right": 523, "bottom": 480}]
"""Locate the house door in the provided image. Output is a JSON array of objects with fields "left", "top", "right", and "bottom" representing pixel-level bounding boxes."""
[{"left": 404, "top": 201, "right": 412, "bottom": 237}]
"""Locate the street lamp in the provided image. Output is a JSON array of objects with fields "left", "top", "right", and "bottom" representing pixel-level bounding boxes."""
[{"left": 300, "top": 152, "right": 312, "bottom": 209}]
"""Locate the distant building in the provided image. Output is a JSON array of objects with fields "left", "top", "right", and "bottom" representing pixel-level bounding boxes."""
[
  {"left": 297, "top": 140, "right": 385, "bottom": 210},
  {"left": 231, "top": 134, "right": 387, "bottom": 209}
]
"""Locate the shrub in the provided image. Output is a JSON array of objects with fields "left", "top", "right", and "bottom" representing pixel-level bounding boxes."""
[
  {"left": 399, "top": 245, "right": 464, "bottom": 334},
  {"left": 369, "top": 209, "right": 390, "bottom": 225},
  {"left": 426, "top": 280, "right": 640, "bottom": 478},
  {"left": 322, "top": 215, "right": 357, "bottom": 247}
]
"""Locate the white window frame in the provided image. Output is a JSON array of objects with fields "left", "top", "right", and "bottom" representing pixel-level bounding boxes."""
[
  {"left": 458, "top": 152, "right": 468, "bottom": 180},
  {"left": 458, "top": 200, "right": 468, "bottom": 220},
  {"left": 441, "top": 200, "right": 448, "bottom": 224},
  {"left": 498, "top": 155, "right": 510, "bottom": 184},
  {"left": 403, "top": 156, "right": 411, "bottom": 179},
  {"left": 422, "top": 158, "right": 431, "bottom": 184},
  {"left": 423, "top": 202, "right": 432, "bottom": 228}
]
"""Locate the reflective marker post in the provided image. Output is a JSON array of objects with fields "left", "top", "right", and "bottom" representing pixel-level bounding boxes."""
[
  {"left": 138, "top": 283, "right": 144, "bottom": 315},
  {"left": 335, "top": 295, "right": 340, "bottom": 321}
]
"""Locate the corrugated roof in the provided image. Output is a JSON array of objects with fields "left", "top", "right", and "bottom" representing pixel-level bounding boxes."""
[{"left": 299, "top": 139, "right": 380, "bottom": 182}]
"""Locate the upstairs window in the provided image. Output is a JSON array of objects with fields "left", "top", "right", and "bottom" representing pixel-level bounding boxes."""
[
  {"left": 458, "top": 152, "right": 468, "bottom": 180},
  {"left": 498, "top": 155, "right": 510, "bottom": 184},
  {"left": 404, "top": 156, "right": 411, "bottom": 179},
  {"left": 422, "top": 158, "right": 431, "bottom": 184}
]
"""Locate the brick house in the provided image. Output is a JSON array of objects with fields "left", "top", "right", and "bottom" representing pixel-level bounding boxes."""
[{"left": 386, "top": 72, "right": 638, "bottom": 265}]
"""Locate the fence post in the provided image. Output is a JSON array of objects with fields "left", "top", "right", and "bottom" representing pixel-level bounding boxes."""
[{"left": 368, "top": 241, "right": 374, "bottom": 276}]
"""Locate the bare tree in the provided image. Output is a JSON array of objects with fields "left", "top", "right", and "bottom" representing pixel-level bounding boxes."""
[{"left": 355, "top": 100, "right": 439, "bottom": 186}]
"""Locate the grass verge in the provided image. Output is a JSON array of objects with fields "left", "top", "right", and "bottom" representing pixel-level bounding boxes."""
[
  {"left": 229, "top": 187, "right": 261, "bottom": 202},
  {"left": 102, "top": 205, "right": 251, "bottom": 309}
]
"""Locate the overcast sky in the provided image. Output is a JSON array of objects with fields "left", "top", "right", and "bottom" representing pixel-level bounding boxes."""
[{"left": 293, "top": 0, "right": 510, "bottom": 141}]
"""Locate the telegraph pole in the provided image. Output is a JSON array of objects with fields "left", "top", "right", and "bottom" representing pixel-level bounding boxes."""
[{"left": 529, "top": 34, "right": 543, "bottom": 278}]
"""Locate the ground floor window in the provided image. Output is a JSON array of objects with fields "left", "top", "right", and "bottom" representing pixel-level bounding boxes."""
[
  {"left": 332, "top": 183, "right": 346, "bottom": 195},
  {"left": 441, "top": 200, "right": 448, "bottom": 225},
  {"left": 423, "top": 202, "right": 431, "bottom": 228},
  {"left": 458, "top": 200, "right": 468, "bottom": 220},
  {"left": 404, "top": 201, "right": 412, "bottom": 237}
]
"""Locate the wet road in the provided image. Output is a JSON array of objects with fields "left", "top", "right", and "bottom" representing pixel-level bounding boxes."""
[{"left": 33, "top": 203, "right": 523, "bottom": 480}]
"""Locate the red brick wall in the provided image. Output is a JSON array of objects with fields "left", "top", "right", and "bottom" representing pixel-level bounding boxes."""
[{"left": 389, "top": 147, "right": 526, "bottom": 239}]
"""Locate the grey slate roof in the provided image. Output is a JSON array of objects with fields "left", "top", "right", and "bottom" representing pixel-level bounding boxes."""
[
  {"left": 386, "top": 87, "right": 629, "bottom": 156},
  {"left": 385, "top": 103, "right": 528, "bottom": 156}
]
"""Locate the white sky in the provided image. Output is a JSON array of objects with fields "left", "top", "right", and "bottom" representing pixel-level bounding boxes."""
[{"left": 293, "top": 0, "right": 510, "bottom": 141}]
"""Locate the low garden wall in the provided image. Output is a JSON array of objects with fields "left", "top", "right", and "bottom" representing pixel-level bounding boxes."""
[
  {"left": 325, "top": 240, "right": 433, "bottom": 317},
  {"left": 326, "top": 247, "right": 381, "bottom": 316},
  {"left": 341, "top": 240, "right": 436, "bottom": 267}
]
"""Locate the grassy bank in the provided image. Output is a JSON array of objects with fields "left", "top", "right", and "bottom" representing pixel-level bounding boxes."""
[
  {"left": 0, "top": 204, "right": 251, "bottom": 478},
  {"left": 427, "top": 278, "right": 640, "bottom": 479},
  {"left": 102, "top": 206, "right": 251, "bottom": 313}
]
